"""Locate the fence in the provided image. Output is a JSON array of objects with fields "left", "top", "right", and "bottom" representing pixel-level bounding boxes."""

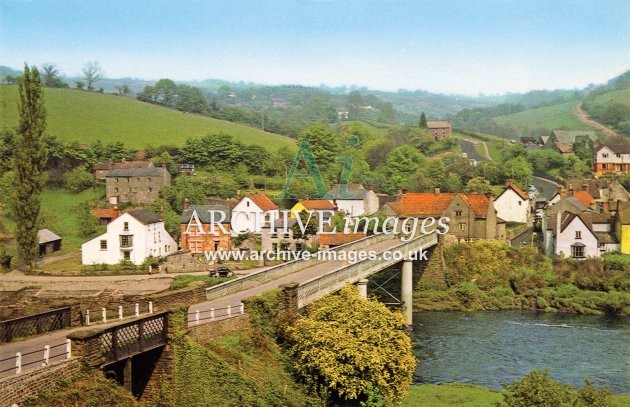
[
  {"left": 0, "top": 339, "right": 71, "bottom": 378},
  {"left": 84, "top": 302, "right": 153, "bottom": 326},
  {"left": 101, "top": 312, "right": 168, "bottom": 364},
  {"left": 0, "top": 308, "right": 72, "bottom": 343},
  {"left": 187, "top": 303, "right": 244, "bottom": 326}
]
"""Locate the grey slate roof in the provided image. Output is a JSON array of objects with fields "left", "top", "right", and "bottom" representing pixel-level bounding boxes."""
[
  {"left": 181, "top": 205, "right": 232, "bottom": 224},
  {"left": 127, "top": 208, "right": 161, "bottom": 225},
  {"left": 106, "top": 167, "right": 165, "bottom": 177},
  {"left": 551, "top": 130, "right": 597, "bottom": 144},
  {"left": 327, "top": 183, "right": 368, "bottom": 200},
  {"left": 38, "top": 229, "right": 61, "bottom": 244},
  {"left": 597, "top": 144, "right": 630, "bottom": 154}
]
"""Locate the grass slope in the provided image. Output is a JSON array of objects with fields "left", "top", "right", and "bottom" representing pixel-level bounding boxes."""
[
  {"left": 0, "top": 85, "right": 295, "bottom": 151},
  {"left": 494, "top": 101, "right": 592, "bottom": 133}
]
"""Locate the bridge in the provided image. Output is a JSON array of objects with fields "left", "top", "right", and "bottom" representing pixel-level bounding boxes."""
[{"left": 0, "top": 232, "right": 440, "bottom": 404}]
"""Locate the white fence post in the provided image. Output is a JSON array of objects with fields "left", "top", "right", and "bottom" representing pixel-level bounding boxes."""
[
  {"left": 66, "top": 339, "right": 71, "bottom": 359},
  {"left": 226, "top": 305, "right": 231, "bottom": 317},
  {"left": 149, "top": 301, "right": 153, "bottom": 314},
  {"left": 195, "top": 310, "right": 200, "bottom": 325},
  {"left": 43, "top": 345, "right": 50, "bottom": 366},
  {"left": 15, "top": 352, "right": 21, "bottom": 374},
  {"left": 118, "top": 305, "right": 123, "bottom": 320},
  {"left": 210, "top": 308, "right": 215, "bottom": 321},
  {"left": 102, "top": 308, "right": 107, "bottom": 323},
  {"left": 135, "top": 303, "right": 139, "bottom": 317},
  {"left": 86, "top": 309, "right": 90, "bottom": 326},
  {"left": 240, "top": 303, "right": 244, "bottom": 314}
]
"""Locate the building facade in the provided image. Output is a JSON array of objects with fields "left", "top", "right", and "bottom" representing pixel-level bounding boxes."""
[{"left": 105, "top": 164, "right": 171, "bottom": 205}]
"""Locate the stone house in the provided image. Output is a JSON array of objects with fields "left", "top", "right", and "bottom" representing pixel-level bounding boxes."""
[
  {"left": 81, "top": 208, "right": 177, "bottom": 265},
  {"left": 93, "top": 159, "right": 152, "bottom": 180},
  {"left": 105, "top": 163, "right": 171, "bottom": 205},
  {"left": 426, "top": 120, "right": 452, "bottom": 138},
  {"left": 290, "top": 199, "right": 337, "bottom": 219}
]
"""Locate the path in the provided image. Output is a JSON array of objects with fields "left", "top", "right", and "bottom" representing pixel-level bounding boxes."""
[
  {"left": 458, "top": 139, "right": 485, "bottom": 161},
  {"left": 573, "top": 102, "right": 618, "bottom": 137}
]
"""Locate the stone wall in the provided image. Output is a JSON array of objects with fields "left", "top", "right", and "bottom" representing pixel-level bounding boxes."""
[
  {"left": 0, "top": 358, "right": 82, "bottom": 407},
  {"left": 187, "top": 314, "right": 250, "bottom": 344}
]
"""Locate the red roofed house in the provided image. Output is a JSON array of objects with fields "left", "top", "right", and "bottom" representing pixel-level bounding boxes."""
[
  {"left": 573, "top": 190, "right": 597, "bottom": 209},
  {"left": 494, "top": 180, "right": 531, "bottom": 224},
  {"left": 291, "top": 199, "right": 337, "bottom": 219},
  {"left": 594, "top": 144, "right": 630, "bottom": 176},
  {"left": 91, "top": 207, "right": 121, "bottom": 226},
  {"left": 382, "top": 188, "right": 505, "bottom": 242},
  {"left": 232, "top": 193, "right": 280, "bottom": 234},
  {"left": 317, "top": 232, "right": 366, "bottom": 249}
]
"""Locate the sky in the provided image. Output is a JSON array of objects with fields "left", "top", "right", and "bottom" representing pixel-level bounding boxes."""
[{"left": 1, "top": 0, "right": 629, "bottom": 95}]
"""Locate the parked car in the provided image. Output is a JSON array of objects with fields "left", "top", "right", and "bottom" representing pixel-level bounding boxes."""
[{"left": 208, "top": 266, "right": 233, "bottom": 278}]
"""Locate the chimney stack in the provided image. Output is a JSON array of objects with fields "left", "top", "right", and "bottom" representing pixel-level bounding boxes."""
[
  {"left": 159, "top": 206, "right": 165, "bottom": 221},
  {"left": 237, "top": 189, "right": 241, "bottom": 199},
  {"left": 505, "top": 179, "right": 513, "bottom": 186},
  {"left": 567, "top": 186, "right": 574, "bottom": 197},
  {"left": 162, "top": 160, "right": 167, "bottom": 170},
  {"left": 183, "top": 198, "right": 190, "bottom": 209},
  {"left": 434, "top": 186, "right": 441, "bottom": 195}
]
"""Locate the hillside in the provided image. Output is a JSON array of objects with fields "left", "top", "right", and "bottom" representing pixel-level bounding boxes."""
[
  {"left": 493, "top": 100, "right": 594, "bottom": 135},
  {"left": 0, "top": 85, "right": 295, "bottom": 151},
  {"left": 582, "top": 87, "right": 630, "bottom": 135}
]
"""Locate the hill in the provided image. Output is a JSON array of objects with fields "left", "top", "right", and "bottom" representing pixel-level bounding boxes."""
[
  {"left": 582, "top": 87, "right": 630, "bottom": 135},
  {"left": 493, "top": 100, "right": 593, "bottom": 136},
  {"left": 0, "top": 85, "right": 295, "bottom": 151}
]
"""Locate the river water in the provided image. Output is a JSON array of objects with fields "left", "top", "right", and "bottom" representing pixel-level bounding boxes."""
[{"left": 412, "top": 311, "right": 630, "bottom": 393}]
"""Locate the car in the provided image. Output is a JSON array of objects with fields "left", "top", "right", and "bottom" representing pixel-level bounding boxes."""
[{"left": 208, "top": 266, "right": 233, "bottom": 277}]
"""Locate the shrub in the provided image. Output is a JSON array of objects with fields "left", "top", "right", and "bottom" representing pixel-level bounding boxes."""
[{"left": 63, "top": 166, "right": 94, "bottom": 193}]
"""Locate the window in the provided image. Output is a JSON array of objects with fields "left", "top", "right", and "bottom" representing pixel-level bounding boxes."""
[
  {"left": 455, "top": 210, "right": 462, "bottom": 217},
  {"left": 114, "top": 187, "right": 118, "bottom": 193},
  {"left": 602, "top": 164, "right": 608, "bottom": 169},
  {"left": 148, "top": 187, "right": 153, "bottom": 193},
  {"left": 123, "top": 251, "right": 131, "bottom": 261},
  {"left": 272, "top": 243, "right": 278, "bottom": 252},
  {"left": 518, "top": 201, "right": 522, "bottom": 206},
  {"left": 123, "top": 222, "right": 129, "bottom": 231},
  {"left": 246, "top": 201, "right": 250, "bottom": 207},
  {"left": 575, "top": 231, "right": 582, "bottom": 239},
  {"left": 100, "top": 240, "right": 107, "bottom": 250},
  {"left": 295, "top": 242, "right": 304, "bottom": 252},
  {"left": 616, "top": 153, "right": 621, "bottom": 158},
  {"left": 120, "top": 235, "right": 133, "bottom": 247},
  {"left": 281, "top": 242, "right": 290, "bottom": 251},
  {"left": 571, "top": 244, "right": 585, "bottom": 258},
  {"left": 602, "top": 153, "right": 609, "bottom": 158},
  {"left": 115, "top": 178, "right": 119, "bottom": 183},
  {"left": 458, "top": 223, "right": 467, "bottom": 231}
]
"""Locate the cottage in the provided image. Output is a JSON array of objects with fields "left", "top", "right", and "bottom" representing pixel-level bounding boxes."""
[
  {"left": 105, "top": 162, "right": 171, "bottom": 205},
  {"left": 327, "top": 183, "right": 380, "bottom": 217},
  {"left": 38, "top": 229, "right": 62, "bottom": 256},
  {"left": 494, "top": 180, "right": 530, "bottom": 224},
  {"left": 90, "top": 207, "right": 121, "bottom": 226},
  {"left": 231, "top": 193, "right": 279, "bottom": 234},
  {"left": 426, "top": 120, "right": 452, "bottom": 139},
  {"left": 594, "top": 145, "right": 630, "bottom": 176},
  {"left": 291, "top": 199, "right": 337, "bottom": 219},
  {"left": 564, "top": 178, "right": 630, "bottom": 207},
  {"left": 180, "top": 201, "right": 232, "bottom": 253},
  {"left": 81, "top": 209, "right": 176, "bottom": 265},
  {"left": 93, "top": 159, "right": 152, "bottom": 180},
  {"left": 543, "top": 130, "right": 597, "bottom": 149}
]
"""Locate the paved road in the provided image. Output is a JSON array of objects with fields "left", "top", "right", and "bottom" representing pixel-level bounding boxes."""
[
  {"left": 532, "top": 176, "right": 560, "bottom": 201},
  {"left": 458, "top": 139, "right": 485, "bottom": 161},
  {"left": 1, "top": 238, "right": 405, "bottom": 378}
]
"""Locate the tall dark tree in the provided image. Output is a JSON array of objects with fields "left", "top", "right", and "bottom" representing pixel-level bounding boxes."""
[
  {"left": 12, "top": 65, "right": 48, "bottom": 269},
  {"left": 419, "top": 112, "right": 428, "bottom": 128}
]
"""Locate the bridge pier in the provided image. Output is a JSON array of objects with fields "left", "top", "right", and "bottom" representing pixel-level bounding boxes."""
[
  {"left": 356, "top": 279, "right": 368, "bottom": 298},
  {"left": 123, "top": 358, "right": 132, "bottom": 392},
  {"left": 401, "top": 260, "right": 413, "bottom": 327}
]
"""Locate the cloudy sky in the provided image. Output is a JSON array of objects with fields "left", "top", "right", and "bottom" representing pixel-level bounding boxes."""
[{"left": 1, "top": 0, "right": 629, "bottom": 95}]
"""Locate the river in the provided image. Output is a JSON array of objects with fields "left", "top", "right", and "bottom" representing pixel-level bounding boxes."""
[{"left": 412, "top": 311, "right": 630, "bottom": 393}]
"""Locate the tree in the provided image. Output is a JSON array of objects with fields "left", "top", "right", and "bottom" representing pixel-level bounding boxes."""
[
  {"left": 115, "top": 84, "right": 130, "bottom": 95},
  {"left": 287, "top": 285, "right": 415, "bottom": 406},
  {"left": 82, "top": 61, "right": 103, "bottom": 91},
  {"left": 465, "top": 177, "right": 493, "bottom": 194},
  {"left": 41, "top": 64, "right": 67, "bottom": 88},
  {"left": 419, "top": 112, "right": 428, "bottom": 128},
  {"left": 75, "top": 80, "right": 85, "bottom": 90},
  {"left": 298, "top": 124, "right": 341, "bottom": 169},
  {"left": 63, "top": 166, "right": 94, "bottom": 192},
  {"left": 12, "top": 65, "right": 48, "bottom": 269},
  {"left": 77, "top": 202, "right": 100, "bottom": 238}
]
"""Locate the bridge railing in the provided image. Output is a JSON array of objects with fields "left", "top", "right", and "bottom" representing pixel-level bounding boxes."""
[
  {"left": 205, "top": 233, "right": 393, "bottom": 301},
  {"left": 0, "top": 307, "right": 72, "bottom": 343},
  {"left": 0, "top": 339, "right": 71, "bottom": 378},
  {"left": 296, "top": 233, "right": 438, "bottom": 308},
  {"left": 84, "top": 302, "right": 154, "bottom": 326},
  {"left": 100, "top": 311, "right": 168, "bottom": 364},
  {"left": 187, "top": 302, "right": 245, "bottom": 326}
]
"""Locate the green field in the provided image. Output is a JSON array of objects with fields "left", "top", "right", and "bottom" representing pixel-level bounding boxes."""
[
  {"left": 588, "top": 87, "right": 630, "bottom": 110},
  {"left": 0, "top": 85, "right": 295, "bottom": 151},
  {"left": 494, "top": 100, "right": 593, "bottom": 133}
]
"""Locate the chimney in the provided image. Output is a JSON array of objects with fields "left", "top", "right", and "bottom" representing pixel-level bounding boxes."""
[
  {"left": 237, "top": 189, "right": 241, "bottom": 199},
  {"left": 159, "top": 206, "right": 165, "bottom": 221},
  {"left": 485, "top": 191, "right": 492, "bottom": 198},
  {"left": 183, "top": 198, "right": 190, "bottom": 210},
  {"left": 434, "top": 186, "right": 440, "bottom": 195},
  {"left": 505, "top": 178, "right": 513, "bottom": 186},
  {"left": 113, "top": 205, "right": 120, "bottom": 218},
  {"left": 396, "top": 189, "right": 403, "bottom": 198},
  {"left": 162, "top": 160, "right": 167, "bottom": 170},
  {"left": 567, "top": 186, "right": 574, "bottom": 197}
]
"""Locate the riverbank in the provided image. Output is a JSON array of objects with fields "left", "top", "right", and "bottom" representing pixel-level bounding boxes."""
[
  {"left": 415, "top": 242, "right": 630, "bottom": 316},
  {"left": 405, "top": 384, "right": 630, "bottom": 407}
]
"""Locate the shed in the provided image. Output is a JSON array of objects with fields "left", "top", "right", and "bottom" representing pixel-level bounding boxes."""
[{"left": 38, "top": 229, "right": 62, "bottom": 256}]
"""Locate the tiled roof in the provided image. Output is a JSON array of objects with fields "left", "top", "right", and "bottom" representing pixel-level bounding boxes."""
[
  {"left": 551, "top": 130, "right": 597, "bottom": 144},
  {"left": 502, "top": 180, "right": 529, "bottom": 200},
  {"left": 328, "top": 183, "right": 368, "bottom": 200},
  {"left": 91, "top": 208, "right": 120, "bottom": 219},
  {"left": 596, "top": 144, "right": 630, "bottom": 154},
  {"left": 300, "top": 200, "right": 336, "bottom": 210},
  {"left": 317, "top": 232, "right": 366, "bottom": 246},
  {"left": 573, "top": 191, "right": 595, "bottom": 208},
  {"left": 386, "top": 192, "right": 491, "bottom": 218},
  {"left": 38, "top": 228, "right": 61, "bottom": 244},
  {"left": 248, "top": 193, "right": 278, "bottom": 211},
  {"left": 181, "top": 205, "right": 232, "bottom": 224},
  {"left": 127, "top": 208, "right": 161, "bottom": 225},
  {"left": 107, "top": 167, "right": 165, "bottom": 177},
  {"left": 96, "top": 161, "right": 152, "bottom": 171},
  {"left": 427, "top": 120, "right": 451, "bottom": 129},
  {"left": 554, "top": 142, "right": 573, "bottom": 154}
]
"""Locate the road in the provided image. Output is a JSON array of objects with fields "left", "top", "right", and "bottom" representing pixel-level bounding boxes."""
[
  {"left": 532, "top": 176, "right": 560, "bottom": 201},
  {"left": 573, "top": 102, "right": 618, "bottom": 138},
  {"left": 458, "top": 139, "right": 485, "bottom": 161}
]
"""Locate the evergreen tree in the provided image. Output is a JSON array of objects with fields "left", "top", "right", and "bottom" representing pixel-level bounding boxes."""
[
  {"left": 12, "top": 65, "right": 48, "bottom": 269},
  {"left": 419, "top": 112, "right": 428, "bottom": 128}
]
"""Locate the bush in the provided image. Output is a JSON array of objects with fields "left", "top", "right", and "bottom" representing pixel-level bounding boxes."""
[{"left": 62, "top": 166, "right": 94, "bottom": 193}]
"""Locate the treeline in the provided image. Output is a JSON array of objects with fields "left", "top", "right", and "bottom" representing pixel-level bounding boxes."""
[{"left": 582, "top": 70, "right": 630, "bottom": 134}]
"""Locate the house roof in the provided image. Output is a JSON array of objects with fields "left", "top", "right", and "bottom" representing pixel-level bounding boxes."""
[
  {"left": 127, "top": 208, "right": 161, "bottom": 225},
  {"left": 107, "top": 167, "right": 165, "bottom": 177},
  {"left": 386, "top": 192, "right": 492, "bottom": 218},
  {"left": 38, "top": 228, "right": 61, "bottom": 244},
  {"left": 91, "top": 208, "right": 120, "bottom": 219},
  {"left": 501, "top": 180, "right": 529, "bottom": 200},
  {"left": 181, "top": 205, "right": 232, "bottom": 224},
  {"left": 596, "top": 144, "right": 630, "bottom": 154},
  {"left": 95, "top": 160, "right": 152, "bottom": 171},
  {"left": 427, "top": 120, "right": 451, "bottom": 129},
  {"left": 299, "top": 200, "right": 336, "bottom": 210},
  {"left": 247, "top": 193, "right": 278, "bottom": 211},
  {"left": 560, "top": 213, "right": 592, "bottom": 233},
  {"left": 594, "top": 232, "right": 617, "bottom": 244},
  {"left": 327, "top": 183, "right": 368, "bottom": 200},
  {"left": 573, "top": 191, "right": 595, "bottom": 208},
  {"left": 317, "top": 232, "right": 366, "bottom": 246},
  {"left": 554, "top": 142, "right": 573, "bottom": 154},
  {"left": 551, "top": 130, "right": 597, "bottom": 144}
]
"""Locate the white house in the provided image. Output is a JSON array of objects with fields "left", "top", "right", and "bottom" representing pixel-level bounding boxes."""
[
  {"left": 327, "top": 184, "right": 380, "bottom": 217},
  {"left": 555, "top": 213, "right": 599, "bottom": 259},
  {"left": 494, "top": 180, "right": 530, "bottom": 223},
  {"left": 82, "top": 208, "right": 177, "bottom": 265},
  {"left": 231, "top": 193, "right": 279, "bottom": 234}
]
